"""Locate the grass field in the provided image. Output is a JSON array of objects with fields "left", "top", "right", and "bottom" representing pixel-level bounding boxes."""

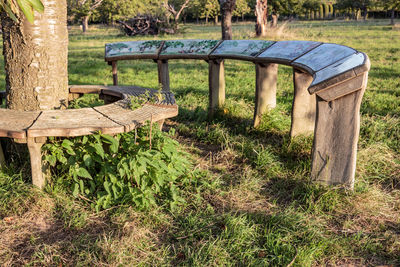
[{"left": 0, "top": 19, "right": 400, "bottom": 266}]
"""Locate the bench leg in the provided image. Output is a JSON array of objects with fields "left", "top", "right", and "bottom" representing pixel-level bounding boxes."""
[
  {"left": 158, "top": 60, "right": 170, "bottom": 91},
  {"left": 0, "top": 140, "right": 5, "bottom": 168},
  {"left": 311, "top": 74, "right": 367, "bottom": 189},
  {"left": 208, "top": 59, "right": 226, "bottom": 119},
  {"left": 112, "top": 61, "right": 118, "bottom": 86},
  {"left": 253, "top": 63, "right": 278, "bottom": 127},
  {"left": 290, "top": 69, "right": 316, "bottom": 137},
  {"left": 157, "top": 119, "right": 165, "bottom": 131},
  {"left": 27, "top": 138, "right": 46, "bottom": 189}
]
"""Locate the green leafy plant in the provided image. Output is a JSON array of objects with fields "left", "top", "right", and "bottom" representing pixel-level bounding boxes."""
[
  {"left": 42, "top": 126, "right": 194, "bottom": 212},
  {"left": 0, "top": 0, "right": 44, "bottom": 23},
  {"left": 129, "top": 88, "right": 165, "bottom": 110}
]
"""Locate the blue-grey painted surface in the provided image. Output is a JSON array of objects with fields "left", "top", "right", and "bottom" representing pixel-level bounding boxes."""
[
  {"left": 211, "top": 40, "right": 274, "bottom": 57},
  {"left": 293, "top": 43, "right": 356, "bottom": 72},
  {"left": 257, "top": 41, "right": 321, "bottom": 63},
  {"left": 105, "top": 41, "right": 163, "bottom": 59},
  {"left": 160, "top": 40, "right": 219, "bottom": 56},
  {"left": 311, "top": 53, "right": 366, "bottom": 86}
]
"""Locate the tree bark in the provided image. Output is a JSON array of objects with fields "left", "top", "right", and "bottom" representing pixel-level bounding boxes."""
[
  {"left": 1, "top": 0, "right": 69, "bottom": 111},
  {"left": 220, "top": 0, "right": 236, "bottom": 40},
  {"left": 255, "top": 0, "right": 267, "bottom": 37},
  {"left": 82, "top": 15, "right": 90, "bottom": 33},
  {"left": 391, "top": 9, "right": 395, "bottom": 25},
  {"left": 270, "top": 13, "right": 278, "bottom": 28}
]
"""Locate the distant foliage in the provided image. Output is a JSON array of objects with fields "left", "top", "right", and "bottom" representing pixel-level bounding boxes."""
[{"left": 42, "top": 126, "right": 197, "bottom": 212}]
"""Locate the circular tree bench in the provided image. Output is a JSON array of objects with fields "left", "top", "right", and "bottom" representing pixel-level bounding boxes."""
[
  {"left": 0, "top": 86, "right": 178, "bottom": 188},
  {"left": 104, "top": 39, "right": 370, "bottom": 189}
]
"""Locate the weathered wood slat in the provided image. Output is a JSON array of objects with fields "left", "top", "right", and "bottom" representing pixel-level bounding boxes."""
[
  {"left": 105, "top": 41, "right": 164, "bottom": 61},
  {"left": 210, "top": 40, "right": 275, "bottom": 61},
  {"left": 94, "top": 100, "right": 178, "bottom": 132},
  {"left": 316, "top": 73, "right": 366, "bottom": 102},
  {"left": 0, "top": 110, "right": 41, "bottom": 139},
  {"left": 293, "top": 43, "right": 357, "bottom": 73},
  {"left": 159, "top": 40, "right": 220, "bottom": 60},
  {"left": 27, "top": 108, "right": 125, "bottom": 137},
  {"left": 257, "top": 41, "right": 321, "bottom": 65}
]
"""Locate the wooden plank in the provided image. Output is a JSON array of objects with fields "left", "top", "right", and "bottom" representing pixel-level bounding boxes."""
[
  {"left": 69, "top": 85, "right": 103, "bottom": 94},
  {"left": 210, "top": 40, "right": 275, "bottom": 61},
  {"left": 293, "top": 43, "right": 357, "bottom": 73},
  {"left": 94, "top": 100, "right": 178, "bottom": 132},
  {"left": 310, "top": 53, "right": 366, "bottom": 89},
  {"left": 105, "top": 41, "right": 163, "bottom": 61},
  {"left": 27, "top": 108, "right": 125, "bottom": 137},
  {"left": 0, "top": 109, "right": 41, "bottom": 139},
  {"left": 316, "top": 73, "right": 366, "bottom": 102},
  {"left": 159, "top": 40, "right": 220, "bottom": 60},
  {"left": 253, "top": 63, "right": 278, "bottom": 127},
  {"left": 101, "top": 86, "right": 176, "bottom": 105},
  {"left": 257, "top": 40, "right": 321, "bottom": 64}
]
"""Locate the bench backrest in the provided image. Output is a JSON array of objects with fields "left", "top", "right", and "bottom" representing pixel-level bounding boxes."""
[{"left": 105, "top": 39, "right": 369, "bottom": 93}]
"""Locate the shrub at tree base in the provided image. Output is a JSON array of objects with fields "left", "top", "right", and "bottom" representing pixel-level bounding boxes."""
[{"left": 42, "top": 125, "right": 198, "bottom": 212}]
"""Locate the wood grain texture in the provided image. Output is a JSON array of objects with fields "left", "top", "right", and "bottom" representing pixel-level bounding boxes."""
[
  {"left": 158, "top": 60, "right": 170, "bottom": 91},
  {"left": 253, "top": 63, "right": 278, "bottom": 127},
  {"left": 94, "top": 100, "right": 178, "bottom": 132},
  {"left": 257, "top": 41, "right": 321, "bottom": 64},
  {"left": 0, "top": 109, "right": 41, "bottom": 139},
  {"left": 316, "top": 73, "right": 366, "bottom": 102},
  {"left": 290, "top": 69, "right": 315, "bottom": 137},
  {"left": 27, "top": 138, "right": 45, "bottom": 189},
  {"left": 208, "top": 60, "right": 226, "bottom": 118},
  {"left": 311, "top": 72, "right": 368, "bottom": 189},
  {"left": 293, "top": 43, "right": 356, "bottom": 73},
  {"left": 27, "top": 108, "right": 125, "bottom": 137}
]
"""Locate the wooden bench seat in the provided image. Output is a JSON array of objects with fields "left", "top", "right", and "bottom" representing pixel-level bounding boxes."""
[
  {"left": 104, "top": 39, "right": 370, "bottom": 189},
  {"left": 0, "top": 86, "right": 178, "bottom": 188}
]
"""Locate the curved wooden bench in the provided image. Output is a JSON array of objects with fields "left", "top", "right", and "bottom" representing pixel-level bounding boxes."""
[
  {"left": 0, "top": 86, "right": 178, "bottom": 188},
  {"left": 105, "top": 39, "right": 370, "bottom": 189}
]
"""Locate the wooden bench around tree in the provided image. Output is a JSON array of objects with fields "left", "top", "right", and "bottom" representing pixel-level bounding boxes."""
[
  {"left": 0, "top": 86, "right": 178, "bottom": 188},
  {"left": 105, "top": 39, "right": 370, "bottom": 189}
]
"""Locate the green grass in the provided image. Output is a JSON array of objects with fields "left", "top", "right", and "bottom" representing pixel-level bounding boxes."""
[{"left": 1, "top": 19, "right": 400, "bottom": 265}]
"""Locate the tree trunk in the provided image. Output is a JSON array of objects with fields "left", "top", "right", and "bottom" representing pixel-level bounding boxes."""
[
  {"left": 391, "top": 9, "right": 395, "bottom": 25},
  {"left": 270, "top": 13, "right": 278, "bottom": 28},
  {"left": 220, "top": 0, "right": 236, "bottom": 40},
  {"left": 215, "top": 15, "right": 218, "bottom": 24},
  {"left": 1, "top": 0, "right": 69, "bottom": 111},
  {"left": 82, "top": 15, "right": 90, "bottom": 33},
  {"left": 363, "top": 7, "right": 367, "bottom": 21},
  {"left": 255, "top": 0, "right": 267, "bottom": 37},
  {"left": 206, "top": 15, "right": 209, "bottom": 24}
]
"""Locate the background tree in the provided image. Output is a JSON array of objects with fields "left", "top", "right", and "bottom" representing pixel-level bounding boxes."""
[
  {"left": 233, "top": 0, "right": 251, "bottom": 21},
  {"left": 255, "top": 0, "right": 268, "bottom": 36},
  {"left": 68, "top": 0, "right": 104, "bottom": 33},
  {"left": 219, "top": 0, "right": 236, "bottom": 39},
  {"left": 1, "top": 0, "right": 69, "bottom": 111},
  {"left": 163, "top": 0, "right": 191, "bottom": 26},
  {"left": 382, "top": 0, "right": 400, "bottom": 25},
  {"left": 201, "top": 0, "right": 220, "bottom": 23}
]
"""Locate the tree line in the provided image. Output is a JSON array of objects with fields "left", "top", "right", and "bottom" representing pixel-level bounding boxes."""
[{"left": 67, "top": 0, "right": 400, "bottom": 32}]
